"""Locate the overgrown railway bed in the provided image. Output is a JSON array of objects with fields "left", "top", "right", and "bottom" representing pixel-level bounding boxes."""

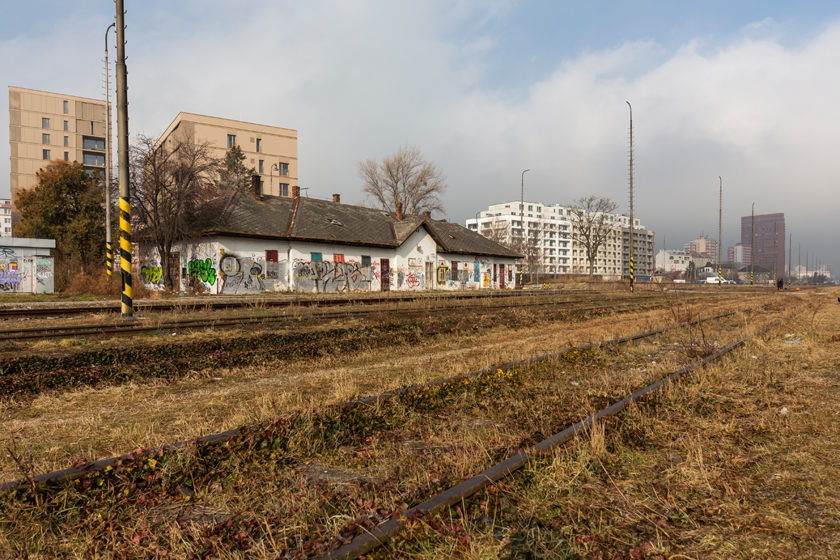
[
  {"left": 0, "top": 290, "right": 813, "bottom": 558},
  {"left": 0, "top": 291, "right": 744, "bottom": 342}
]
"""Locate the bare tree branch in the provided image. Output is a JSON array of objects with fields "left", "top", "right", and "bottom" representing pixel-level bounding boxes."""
[
  {"left": 130, "top": 135, "right": 220, "bottom": 290},
  {"left": 358, "top": 146, "right": 447, "bottom": 216},
  {"left": 568, "top": 196, "right": 619, "bottom": 278}
]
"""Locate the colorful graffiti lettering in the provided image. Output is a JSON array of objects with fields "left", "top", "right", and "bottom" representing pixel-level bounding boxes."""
[
  {"left": 0, "top": 248, "right": 15, "bottom": 258},
  {"left": 188, "top": 258, "right": 217, "bottom": 285},
  {"left": 436, "top": 265, "right": 449, "bottom": 286},
  {"left": 0, "top": 267, "right": 21, "bottom": 290},
  {"left": 406, "top": 272, "right": 421, "bottom": 289},
  {"left": 293, "top": 260, "right": 372, "bottom": 292},
  {"left": 140, "top": 264, "right": 163, "bottom": 284}
]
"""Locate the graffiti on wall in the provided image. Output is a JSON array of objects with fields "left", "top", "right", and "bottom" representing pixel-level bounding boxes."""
[
  {"left": 436, "top": 265, "right": 449, "bottom": 286},
  {"left": 140, "top": 264, "right": 163, "bottom": 285},
  {"left": 0, "top": 262, "right": 20, "bottom": 291},
  {"left": 293, "top": 260, "right": 372, "bottom": 292},
  {"left": 220, "top": 254, "right": 266, "bottom": 294},
  {"left": 188, "top": 258, "right": 217, "bottom": 286}
]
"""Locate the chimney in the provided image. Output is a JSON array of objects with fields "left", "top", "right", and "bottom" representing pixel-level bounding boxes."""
[
  {"left": 291, "top": 185, "right": 300, "bottom": 199},
  {"left": 395, "top": 202, "right": 404, "bottom": 221},
  {"left": 250, "top": 174, "right": 262, "bottom": 200},
  {"left": 332, "top": 193, "right": 341, "bottom": 204},
  {"left": 422, "top": 210, "right": 431, "bottom": 219}
]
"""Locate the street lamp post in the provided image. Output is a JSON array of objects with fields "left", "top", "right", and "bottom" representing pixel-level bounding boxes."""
[
  {"left": 520, "top": 168, "right": 530, "bottom": 287},
  {"left": 750, "top": 202, "right": 754, "bottom": 285},
  {"left": 717, "top": 177, "right": 722, "bottom": 286},
  {"left": 270, "top": 162, "right": 279, "bottom": 196}
]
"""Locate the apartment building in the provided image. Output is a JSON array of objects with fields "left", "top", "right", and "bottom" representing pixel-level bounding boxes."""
[
  {"left": 9, "top": 86, "right": 108, "bottom": 208},
  {"left": 157, "top": 113, "right": 298, "bottom": 197},
  {"left": 466, "top": 201, "right": 654, "bottom": 279},
  {"left": 727, "top": 243, "right": 751, "bottom": 267},
  {"left": 683, "top": 235, "right": 718, "bottom": 262},
  {"left": 466, "top": 201, "right": 572, "bottom": 275},
  {"left": 0, "top": 199, "right": 12, "bottom": 237},
  {"left": 655, "top": 249, "right": 692, "bottom": 273},
  {"left": 740, "top": 213, "right": 785, "bottom": 279}
]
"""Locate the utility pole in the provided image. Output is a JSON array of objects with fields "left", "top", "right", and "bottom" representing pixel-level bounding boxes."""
[
  {"left": 787, "top": 232, "right": 791, "bottom": 286},
  {"left": 717, "top": 177, "right": 722, "bottom": 285},
  {"left": 798, "top": 244, "right": 801, "bottom": 284},
  {"left": 773, "top": 222, "right": 779, "bottom": 286},
  {"left": 116, "top": 0, "right": 132, "bottom": 318},
  {"left": 750, "top": 202, "right": 754, "bottom": 285},
  {"left": 627, "top": 101, "right": 634, "bottom": 293},
  {"left": 806, "top": 250, "right": 809, "bottom": 285},
  {"left": 520, "top": 168, "right": 529, "bottom": 287},
  {"left": 104, "top": 22, "right": 115, "bottom": 278}
]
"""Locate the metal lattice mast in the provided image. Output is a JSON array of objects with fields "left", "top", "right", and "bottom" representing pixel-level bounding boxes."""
[
  {"left": 104, "top": 23, "right": 115, "bottom": 278},
  {"left": 626, "top": 101, "right": 634, "bottom": 292}
]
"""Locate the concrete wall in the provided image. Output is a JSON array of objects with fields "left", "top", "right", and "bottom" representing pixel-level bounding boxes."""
[{"left": 138, "top": 229, "right": 517, "bottom": 294}]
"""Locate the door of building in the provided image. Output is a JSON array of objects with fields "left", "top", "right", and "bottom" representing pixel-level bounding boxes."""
[
  {"left": 425, "top": 262, "right": 433, "bottom": 290},
  {"left": 381, "top": 258, "right": 390, "bottom": 291},
  {"left": 499, "top": 264, "right": 506, "bottom": 289}
]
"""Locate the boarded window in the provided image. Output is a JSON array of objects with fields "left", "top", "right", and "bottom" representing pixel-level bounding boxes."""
[
  {"left": 311, "top": 252, "right": 322, "bottom": 262},
  {"left": 265, "top": 250, "right": 279, "bottom": 279},
  {"left": 333, "top": 254, "right": 344, "bottom": 263},
  {"left": 450, "top": 261, "right": 459, "bottom": 281},
  {"left": 361, "top": 255, "right": 371, "bottom": 267}
]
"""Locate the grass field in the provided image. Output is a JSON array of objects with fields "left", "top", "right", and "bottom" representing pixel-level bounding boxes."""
[{"left": 1, "top": 288, "right": 834, "bottom": 558}]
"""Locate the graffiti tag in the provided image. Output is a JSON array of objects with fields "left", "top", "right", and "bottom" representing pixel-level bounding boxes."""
[
  {"left": 140, "top": 264, "right": 162, "bottom": 284},
  {"left": 188, "top": 258, "right": 217, "bottom": 285}
]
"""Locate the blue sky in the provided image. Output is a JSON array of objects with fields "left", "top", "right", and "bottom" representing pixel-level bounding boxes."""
[{"left": 2, "top": 1, "right": 840, "bottom": 275}]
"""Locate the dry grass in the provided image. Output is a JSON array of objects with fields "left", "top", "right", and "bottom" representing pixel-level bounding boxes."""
[
  {"left": 385, "top": 289, "right": 839, "bottom": 559},
  {"left": 0, "top": 295, "right": 760, "bottom": 481},
  {"left": 0, "top": 294, "right": 799, "bottom": 557}
]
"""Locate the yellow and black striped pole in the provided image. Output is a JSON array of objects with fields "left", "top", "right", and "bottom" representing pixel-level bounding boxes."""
[
  {"left": 115, "top": 0, "right": 132, "bottom": 317},
  {"left": 105, "top": 242, "right": 112, "bottom": 277},
  {"left": 119, "top": 198, "right": 132, "bottom": 315},
  {"left": 629, "top": 256, "right": 634, "bottom": 293}
]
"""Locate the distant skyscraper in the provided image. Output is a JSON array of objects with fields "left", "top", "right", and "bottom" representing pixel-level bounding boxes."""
[
  {"left": 741, "top": 213, "right": 784, "bottom": 278},
  {"left": 684, "top": 235, "right": 717, "bottom": 262}
]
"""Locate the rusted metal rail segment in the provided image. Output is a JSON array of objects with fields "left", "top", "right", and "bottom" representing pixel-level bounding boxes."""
[
  {"left": 0, "top": 287, "right": 748, "bottom": 318},
  {"left": 0, "top": 289, "right": 577, "bottom": 317},
  {"left": 315, "top": 305, "right": 806, "bottom": 560},
  {"left": 0, "top": 306, "right": 748, "bottom": 492},
  {"left": 0, "top": 292, "right": 681, "bottom": 341}
]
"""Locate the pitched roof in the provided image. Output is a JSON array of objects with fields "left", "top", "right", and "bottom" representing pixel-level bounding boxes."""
[{"left": 194, "top": 193, "right": 521, "bottom": 258}]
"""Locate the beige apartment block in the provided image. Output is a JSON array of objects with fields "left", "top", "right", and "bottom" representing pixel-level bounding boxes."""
[
  {"left": 9, "top": 86, "right": 108, "bottom": 208},
  {"left": 158, "top": 113, "right": 298, "bottom": 197}
]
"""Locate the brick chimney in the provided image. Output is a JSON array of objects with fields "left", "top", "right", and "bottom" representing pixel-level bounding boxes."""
[
  {"left": 332, "top": 193, "right": 341, "bottom": 204},
  {"left": 250, "top": 174, "right": 262, "bottom": 201},
  {"left": 291, "top": 185, "right": 300, "bottom": 199},
  {"left": 422, "top": 210, "right": 431, "bottom": 219},
  {"left": 395, "top": 202, "right": 404, "bottom": 221}
]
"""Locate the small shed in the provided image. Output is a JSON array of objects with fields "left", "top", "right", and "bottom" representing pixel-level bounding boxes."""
[{"left": 0, "top": 238, "right": 56, "bottom": 294}]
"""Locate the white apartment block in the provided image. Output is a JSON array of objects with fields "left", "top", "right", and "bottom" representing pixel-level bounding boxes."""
[
  {"left": 466, "top": 201, "right": 573, "bottom": 275},
  {"left": 466, "top": 201, "right": 654, "bottom": 279},
  {"left": 0, "top": 199, "right": 12, "bottom": 237},
  {"left": 655, "top": 249, "right": 692, "bottom": 273}
]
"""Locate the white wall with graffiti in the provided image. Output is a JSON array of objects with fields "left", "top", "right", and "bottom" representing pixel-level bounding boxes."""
[
  {"left": 0, "top": 238, "right": 56, "bottom": 294},
  {"left": 138, "top": 228, "right": 518, "bottom": 294}
]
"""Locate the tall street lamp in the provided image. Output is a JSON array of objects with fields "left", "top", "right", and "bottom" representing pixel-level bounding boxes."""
[
  {"left": 520, "top": 169, "right": 530, "bottom": 287},
  {"left": 750, "top": 202, "right": 754, "bottom": 285},
  {"left": 270, "top": 162, "right": 279, "bottom": 196},
  {"left": 627, "top": 101, "right": 634, "bottom": 292}
]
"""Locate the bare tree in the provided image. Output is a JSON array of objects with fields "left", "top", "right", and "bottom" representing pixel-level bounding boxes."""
[
  {"left": 130, "top": 135, "right": 220, "bottom": 290},
  {"left": 478, "top": 218, "right": 512, "bottom": 247},
  {"left": 359, "top": 146, "right": 446, "bottom": 216},
  {"left": 567, "top": 196, "right": 619, "bottom": 278}
]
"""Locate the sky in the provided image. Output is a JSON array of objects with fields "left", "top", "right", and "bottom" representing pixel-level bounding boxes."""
[{"left": 2, "top": 0, "right": 839, "bottom": 276}]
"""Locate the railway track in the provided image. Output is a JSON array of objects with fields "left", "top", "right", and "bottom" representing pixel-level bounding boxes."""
[
  {"left": 0, "top": 291, "right": 752, "bottom": 341},
  {"left": 1, "top": 298, "right": 801, "bottom": 559},
  {"left": 0, "top": 303, "right": 764, "bottom": 492},
  {"left": 0, "top": 284, "right": 749, "bottom": 319}
]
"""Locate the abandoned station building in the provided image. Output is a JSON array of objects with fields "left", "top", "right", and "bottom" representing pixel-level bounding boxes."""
[{"left": 138, "top": 187, "right": 521, "bottom": 294}]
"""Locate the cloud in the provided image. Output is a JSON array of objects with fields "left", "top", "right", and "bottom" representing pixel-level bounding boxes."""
[{"left": 1, "top": 2, "right": 838, "bottom": 272}]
